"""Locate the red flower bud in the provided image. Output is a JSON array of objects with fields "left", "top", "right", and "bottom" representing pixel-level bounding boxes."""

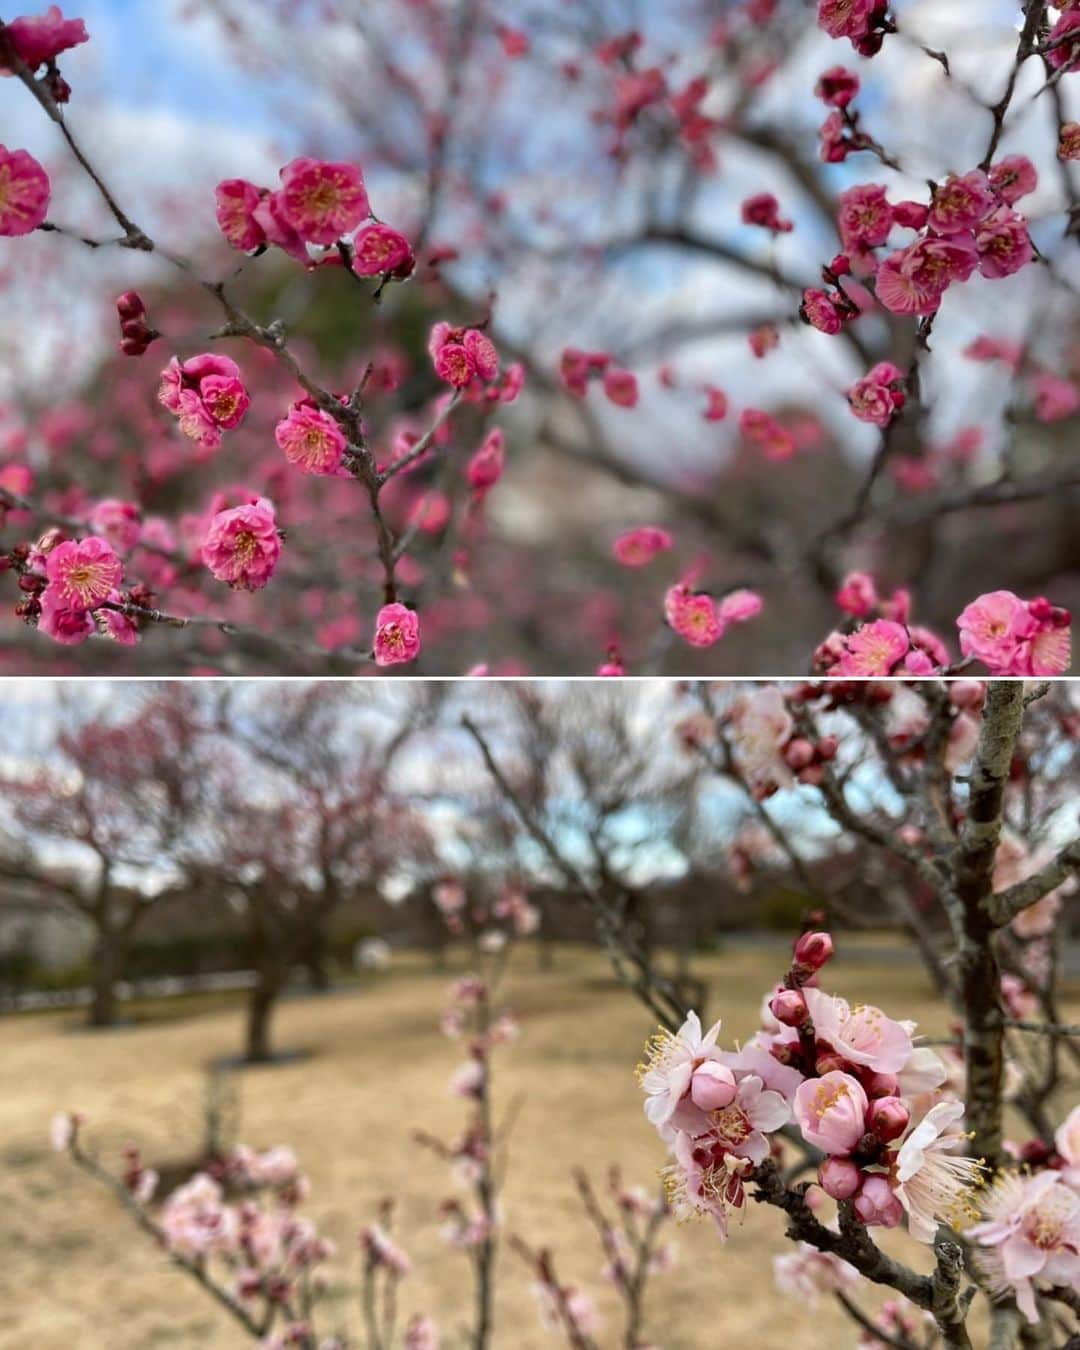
[
  {"left": 867, "top": 1096, "right": 910, "bottom": 1142},
  {"left": 793, "top": 930, "right": 835, "bottom": 971}
]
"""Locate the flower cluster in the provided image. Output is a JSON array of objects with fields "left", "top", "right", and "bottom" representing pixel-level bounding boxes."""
[
  {"left": 665, "top": 579, "right": 763, "bottom": 651},
  {"left": 8, "top": 530, "right": 137, "bottom": 646},
  {"left": 115, "top": 290, "right": 158, "bottom": 357},
  {"left": 640, "top": 931, "right": 984, "bottom": 1246},
  {"left": 215, "top": 158, "right": 374, "bottom": 260},
  {"left": 158, "top": 354, "right": 251, "bottom": 453}
]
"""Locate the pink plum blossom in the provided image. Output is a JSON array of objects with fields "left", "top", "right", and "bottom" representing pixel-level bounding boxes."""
[
  {"left": 613, "top": 526, "right": 673, "bottom": 567},
  {"left": 275, "top": 400, "right": 347, "bottom": 476},
  {"left": 893, "top": 1102, "right": 983, "bottom": 1243},
  {"left": 794, "top": 1070, "right": 869, "bottom": 1154},
  {"left": 201, "top": 497, "right": 281, "bottom": 590},
  {"left": 44, "top": 536, "right": 122, "bottom": 610},
  {"left": 0, "top": 144, "right": 50, "bottom": 236},
  {"left": 1, "top": 6, "right": 88, "bottom": 71},
  {"left": 373, "top": 602, "right": 421, "bottom": 666},
  {"left": 276, "top": 157, "right": 369, "bottom": 245},
  {"left": 803, "top": 986, "right": 913, "bottom": 1075}
]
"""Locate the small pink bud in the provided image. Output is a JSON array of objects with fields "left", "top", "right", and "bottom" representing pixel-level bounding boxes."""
[
  {"left": 770, "top": 988, "right": 808, "bottom": 1027},
  {"left": 793, "top": 930, "right": 834, "bottom": 971},
  {"left": 783, "top": 737, "right": 815, "bottom": 769},
  {"left": 948, "top": 680, "right": 985, "bottom": 711},
  {"left": 853, "top": 1174, "right": 903, "bottom": 1228},
  {"left": 816, "top": 736, "right": 838, "bottom": 761},
  {"left": 689, "top": 1060, "right": 738, "bottom": 1111},
  {"left": 867, "top": 1096, "right": 910, "bottom": 1142},
  {"left": 818, "top": 1156, "right": 861, "bottom": 1199},
  {"left": 116, "top": 290, "right": 146, "bottom": 320},
  {"left": 797, "top": 765, "right": 824, "bottom": 787},
  {"left": 829, "top": 253, "right": 851, "bottom": 276},
  {"left": 863, "top": 1072, "right": 899, "bottom": 1099}
]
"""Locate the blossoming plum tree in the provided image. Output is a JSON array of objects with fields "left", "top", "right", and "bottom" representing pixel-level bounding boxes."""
[{"left": 0, "top": 4, "right": 1077, "bottom": 672}]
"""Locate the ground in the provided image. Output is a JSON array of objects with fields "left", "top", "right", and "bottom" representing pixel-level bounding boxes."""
[{"left": 0, "top": 940, "right": 1072, "bottom": 1349}]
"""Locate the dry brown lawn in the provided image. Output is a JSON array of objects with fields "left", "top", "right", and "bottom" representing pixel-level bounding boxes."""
[{"left": 0, "top": 940, "right": 1072, "bottom": 1349}]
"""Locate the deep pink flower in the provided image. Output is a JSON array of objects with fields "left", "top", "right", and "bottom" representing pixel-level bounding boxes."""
[
  {"left": 430, "top": 324, "right": 499, "bottom": 388},
  {"left": 975, "top": 208, "right": 1033, "bottom": 279},
  {"left": 467, "top": 428, "right": 506, "bottom": 497},
  {"left": 603, "top": 368, "right": 639, "bottom": 408},
  {"left": 836, "top": 620, "right": 911, "bottom": 675},
  {"left": 794, "top": 1071, "right": 868, "bottom": 1155},
  {"left": 988, "top": 155, "right": 1037, "bottom": 204},
  {"left": 927, "top": 171, "right": 995, "bottom": 235},
  {"left": 275, "top": 157, "right": 369, "bottom": 246},
  {"left": 275, "top": 400, "right": 347, "bottom": 476},
  {"left": 199, "top": 374, "right": 250, "bottom": 429},
  {"left": 38, "top": 585, "right": 95, "bottom": 644},
  {"left": 741, "top": 192, "right": 792, "bottom": 232},
  {"left": 815, "top": 65, "right": 860, "bottom": 107},
  {"left": 800, "top": 288, "right": 843, "bottom": 335},
  {"left": 2, "top": 6, "right": 88, "bottom": 71},
  {"left": 665, "top": 586, "right": 724, "bottom": 647},
  {"left": 816, "top": 0, "right": 875, "bottom": 41},
  {"left": 835, "top": 570, "right": 877, "bottom": 618},
  {"left": 201, "top": 497, "right": 281, "bottom": 590},
  {"left": 214, "top": 179, "right": 265, "bottom": 251},
  {"left": 837, "top": 184, "right": 892, "bottom": 254},
  {"left": 956, "top": 590, "right": 1037, "bottom": 672},
  {"left": 1046, "top": 12, "right": 1080, "bottom": 73},
  {"left": 44, "top": 536, "right": 122, "bottom": 610},
  {"left": 88, "top": 498, "right": 140, "bottom": 553},
  {"left": 158, "top": 354, "right": 249, "bottom": 447},
  {"left": 702, "top": 385, "right": 729, "bottom": 420},
  {"left": 351, "top": 222, "right": 414, "bottom": 277},
  {"left": 613, "top": 526, "right": 672, "bottom": 567},
  {"left": 373, "top": 603, "right": 421, "bottom": 666},
  {"left": 739, "top": 408, "right": 795, "bottom": 460},
  {"left": 847, "top": 361, "right": 905, "bottom": 426},
  {"left": 0, "top": 144, "right": 50, "bottom": 237}
]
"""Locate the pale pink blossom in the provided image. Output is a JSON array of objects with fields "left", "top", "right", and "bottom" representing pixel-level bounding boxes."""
[
  {"left": 803, "top": 986, "right": 913, "bottom": 1074},
  {"left": 639, "top": 1011, "right": 725, "bottom": 1132},
  {"left": 774, "top": 1243, "right": 860, "bottom": 1306},
  {"left": 836, "top": 619, "right": 911, "bottom": 677},
  {"left": 275, "top": 400, "right": 347, "bottom": 476},
  {"left": 893, "top": 1101, "right": 983, "bottom": 1242},
  {"left": 794, "top": 1070, "right": 869, "bottom": 1154},
  {"left": 729, "top": 685, "right": 794, "bottom": 796},
  {"left": 968, "top": 1170, "right": 1080, "bottom": 1323}
]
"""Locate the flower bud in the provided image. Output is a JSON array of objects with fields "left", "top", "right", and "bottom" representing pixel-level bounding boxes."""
[
  {"left": 853, "top": 1174, "right": 903, "bottom": 1228},
  {"left": 867, "top": 1096, "right": 909, "bottom": 1142},
  {"left": 783, "top": 737, "right": 815, "bottom": 769},
  {"left": 863, "top": 1072, "right": 899, "bottom": 1099},
  {"left": 816, "top": 735, "right": 838, "bottom": 761},
  {"left": 769, "top": 988, "right": 808, "bottom": 1027},
  {"left": 793, "top": 930, "right": 834, "bottom": 972},
  {"left": 116, "top": 290, "right": 146, "bottom": 321},
  {"left": 689, "top": 1060, "right": 738, "bottom": 1112},
  {"left": 818, "top": 1156, "right": 861, "bottom": 1199}
]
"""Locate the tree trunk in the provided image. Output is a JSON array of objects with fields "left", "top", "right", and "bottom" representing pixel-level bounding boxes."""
[
  {"left": 304, "top": 926, "right": 331, "bottom": 992},
  {"left": 245, "top": 968, "right": 283, "bottom": 1063},
  {"left": 88, "top": 928, "right": 123, "bottom": 1028}
]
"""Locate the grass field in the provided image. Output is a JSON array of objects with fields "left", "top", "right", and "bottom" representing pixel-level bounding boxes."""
[{"left": 0, "top": 940, "right": 1072, "bottom": 1349}]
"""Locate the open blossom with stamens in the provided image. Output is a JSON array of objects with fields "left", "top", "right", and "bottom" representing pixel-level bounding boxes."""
[
  {"left": 835, "top": 619, "right": 913, "bottom": 676},
  {"left": 159, "top": 354, "right": 249, "bottom": 448},
  {"left": 665, "top": 585, "right": 724, "bottom": 648},
  {"left": 275, "top": 399, "right": 347, "bottom": 476},
  {"left": 201, "top": 497, "right": 281, "bottom": 590},
  {"left": 373, "top": 602, "right": 421, "bottom": 666},
  {"left": 693, "top": 1073, "right": 790, "bottom": 1163},
  {"left": 0, "top": 144, "right": 51, "bottom": 237},
  {"left": 989, "top": 155, "right": 1037, "bottom": 205},
  {"left": 928, "top": 171, "right": 994, "bottom": 235},
  {"left": 957, "top": 590, "right": 1071, "bottom": 676},
  {"left": 837, "top": 183, "right": 892, "bottom": 253},
  {"left": 352, "top": 222, "right": 414, "bottom": 278},
  {"left": 816, "top": 0, "right": 876, "bottom": 42},
  {"left": 44, "top": 536, "right": 122, "bottom": 611},
  {"left": 847, "top": 361, "right": 905, "bottom": 427},
  {"left": 638, "top": 1011, "right": 725, "bottom": 1132},
  {"left": 975, "top": 208, "right": 1033, "bottom": 279},
  {"left": 967, "top": 1171, "right": 1080, "bottom": 1322},
  {"left": 430, "top": 323, "right": 499, "bottom": 388},
  {"left": 275, "top": 157, "right": 369, "bottom": 245},
  {"left": 803, "top": 986, "right": 913, "bottom": 1075},
  {"left": 893, "top": 1101, "right": 983, "bottom": 1243}
]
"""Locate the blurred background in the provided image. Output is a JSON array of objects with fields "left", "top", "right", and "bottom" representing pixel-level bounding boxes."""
[
  {"left": 0, "top": 679, "right": 1077, "bottom": 1346},
  {"left": 1, "top": 0, "right": 1078, "bottom": 673}
]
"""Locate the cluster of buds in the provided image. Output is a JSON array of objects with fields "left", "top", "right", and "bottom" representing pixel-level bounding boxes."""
[
  {"left": 115, "top": 290, "right": 159, "bottom": 356},
  {"left": 780, "top": 733, "right": 838, "bottom": 788},
  {"left": 799, "top": 256, "right": 861, "bottom": 337}
]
